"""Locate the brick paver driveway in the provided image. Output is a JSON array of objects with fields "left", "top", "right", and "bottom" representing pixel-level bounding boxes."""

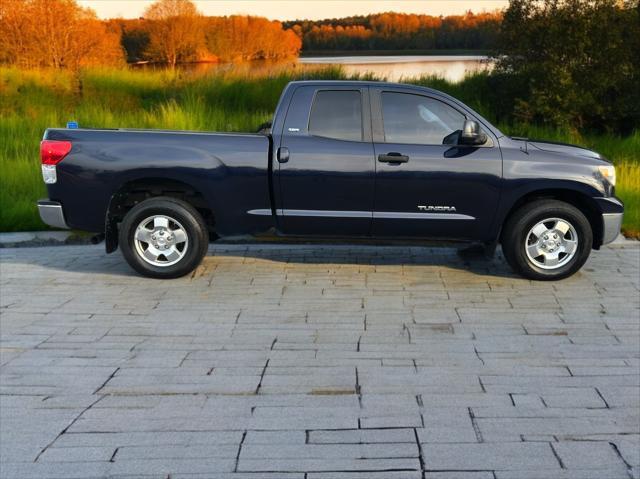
[{"left": 1, "top": 242, "right": 639, "bottom": 479}]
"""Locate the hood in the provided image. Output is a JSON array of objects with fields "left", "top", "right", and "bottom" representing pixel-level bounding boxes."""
[{"left": 525, "top": 139, "right": 604, "bottom": 161}]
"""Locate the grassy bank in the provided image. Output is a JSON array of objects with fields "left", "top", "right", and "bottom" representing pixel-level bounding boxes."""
[{"left": 0, "top": 66, "right": 638, "bottom": 236}]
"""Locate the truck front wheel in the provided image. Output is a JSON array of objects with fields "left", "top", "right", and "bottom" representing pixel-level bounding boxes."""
[
  {"left": 501, "top": 200, "right": 592, "bottom": 280},
  {"left": 119, "top": 197, "right": 209, "bottom": 279}
]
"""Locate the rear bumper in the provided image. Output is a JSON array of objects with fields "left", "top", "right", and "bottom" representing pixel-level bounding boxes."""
[{"left": 37, "top": 200, "right": 69, "bottom": 229}]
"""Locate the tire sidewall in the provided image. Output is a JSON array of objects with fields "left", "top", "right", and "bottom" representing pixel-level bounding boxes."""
[
  {"left": 505, "top": 202, "right": 592, "bottom": 280},
  {"left": 119, "top": 198, "right": 208, "bottom": 279}
]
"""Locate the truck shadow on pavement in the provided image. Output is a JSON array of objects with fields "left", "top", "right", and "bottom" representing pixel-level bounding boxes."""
[
  {"left": 1, "top": 242, "right": 521, "bottom": 279},
  {"left": 212, "top": 243, "right": 519, "bottom": 279}
]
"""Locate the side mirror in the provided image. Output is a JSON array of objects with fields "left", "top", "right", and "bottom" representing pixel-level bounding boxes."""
[{"left": 459, "top": 120, "right": 487, "bottom": 146}]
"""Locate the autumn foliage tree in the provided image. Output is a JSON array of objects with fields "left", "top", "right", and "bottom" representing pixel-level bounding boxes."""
[
  {"left": 142, "top": 0, "right": 205, "bottom": 68},
  {"left": 0, "top": 0, "right": 123, "bottom": 69},
  {"left": 205, "top": 16, "right": 301, "bottom": 62}
]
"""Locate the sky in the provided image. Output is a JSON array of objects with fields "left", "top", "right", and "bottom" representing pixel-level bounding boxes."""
[{"left": 77, "top": 0, "right": 509, "bottom": 21}]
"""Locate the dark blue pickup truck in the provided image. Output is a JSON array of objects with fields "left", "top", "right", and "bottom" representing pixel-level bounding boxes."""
[{"left": 38, "top": 80, "right": 623, "bottom": 280}]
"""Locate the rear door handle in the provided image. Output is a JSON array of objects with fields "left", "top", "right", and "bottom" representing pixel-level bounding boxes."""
[
  {"left": 378, "top": 152, "right": 409, "bottom": 164},
  {"left": 277, "top": 147, "right": 289, "bottom": 163}
]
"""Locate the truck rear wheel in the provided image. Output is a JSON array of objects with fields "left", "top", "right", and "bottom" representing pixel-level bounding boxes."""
[
  {"left": 119, "top": 197, "right": 208, "bottom": 279},
  {"left": 501, "top": 200, "right": 592, "bottom": 280}
]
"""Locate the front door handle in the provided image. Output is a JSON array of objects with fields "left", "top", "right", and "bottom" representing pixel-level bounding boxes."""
[
  {"left": 378, "top": 152, "right": 409, "bottom": 164},
  {"left": 277, "top": 147, "right": 290, "bottom": 163}
]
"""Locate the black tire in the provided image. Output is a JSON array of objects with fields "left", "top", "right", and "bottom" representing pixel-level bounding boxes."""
[
  {"left": 501, "top": 200, "right": 592, "bottom": 281},
  {"left": 119, "top": 196, "right": 209, "bottom": 279}
]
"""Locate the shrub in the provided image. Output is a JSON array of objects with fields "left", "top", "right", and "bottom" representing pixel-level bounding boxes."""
[{"left": 495, "top": 0, "right": 640, "bottom": 134}]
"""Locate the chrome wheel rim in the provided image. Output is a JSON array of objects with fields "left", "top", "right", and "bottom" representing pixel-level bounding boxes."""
[
  {"left": 134, "top": 215, "right": 188, "bottom": 267},
  {"left": 525, "top": 217, "right": 578, "bottom": 270}
]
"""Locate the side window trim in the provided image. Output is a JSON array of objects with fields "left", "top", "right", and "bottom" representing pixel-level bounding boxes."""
[{"left": 306, "top": 88, "right": 370, "bottom": 143}]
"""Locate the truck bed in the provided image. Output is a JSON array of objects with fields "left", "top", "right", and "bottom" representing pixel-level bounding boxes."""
[{"left": 44, "top": 128, "right": 274, "bottom": 234}]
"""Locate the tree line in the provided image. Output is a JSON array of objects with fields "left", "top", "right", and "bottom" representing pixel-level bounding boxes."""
[
  {"left": 111, "top": 0, "right": 302, "bottom": 66},
  {"left": 0, "top": 0, "right": 503, "bottom": 69},
  {"left": 284, "top": 12, "right": 502, "bottom": 52},
  {"left": 0, "top": 0, "right": 302, "bottom": 69}
]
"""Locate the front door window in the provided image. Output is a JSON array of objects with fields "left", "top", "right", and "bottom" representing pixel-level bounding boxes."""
[{"left": 381, "top": 92, "right": 465, "bottom": 145}]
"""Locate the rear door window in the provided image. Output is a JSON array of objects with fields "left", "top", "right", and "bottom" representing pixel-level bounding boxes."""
[{"left": 308, "top": 90, "right": 363, "bottom": 142}]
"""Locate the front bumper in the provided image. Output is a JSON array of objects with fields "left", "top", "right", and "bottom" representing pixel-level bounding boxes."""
[
  {"left": 602, "top": 212, "right": 623, "bottom": 244},
  {"left": 37, "top": 200, "right": 69, "bottom": 229},
  {"left": 595, "top": 196, "right": 624, "bottom": 245}
]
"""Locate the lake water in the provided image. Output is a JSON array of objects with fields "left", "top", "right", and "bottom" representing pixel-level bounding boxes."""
[
  {"left": 298, "top": 55, "right": 493, "bottom": 82},
  {"left": 142, "top": 55, "right": 494, "bottom": 82}
]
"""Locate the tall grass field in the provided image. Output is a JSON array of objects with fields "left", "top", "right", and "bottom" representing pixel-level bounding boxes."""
[{"left": 1, "top": 66, "right": 638, "bottom": 237}]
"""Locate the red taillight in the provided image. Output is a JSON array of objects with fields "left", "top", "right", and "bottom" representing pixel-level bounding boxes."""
[{"left": 40, "top": 140, "right": 72, "bottom": 165}]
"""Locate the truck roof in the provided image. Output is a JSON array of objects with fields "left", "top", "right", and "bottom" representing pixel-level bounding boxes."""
[
  {"left": 286, "top": 80, "right": 441, "bottom": 95},
  {"left": 283, "top": 80, "right": 503, "bottom": 139}
]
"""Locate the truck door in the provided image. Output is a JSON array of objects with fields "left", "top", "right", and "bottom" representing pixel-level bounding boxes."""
[
  {"left": 371, "top": 88, "right": 502, "bottom": 239},
  {"left": 274, "top": 86, "right": 375, "bottom": 235}
]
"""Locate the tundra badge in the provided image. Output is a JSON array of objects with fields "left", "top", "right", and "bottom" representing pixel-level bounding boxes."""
[{"left": 418, "top": 205, "right": 457, "bottom": 212}]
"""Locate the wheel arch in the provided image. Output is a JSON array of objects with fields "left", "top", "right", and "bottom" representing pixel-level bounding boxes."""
[
  {"left": 105, "top": 177, "right": 215, "bottom": 253},
  {"left": 498, "top": 189, "right": 603, "bottom": 249}
]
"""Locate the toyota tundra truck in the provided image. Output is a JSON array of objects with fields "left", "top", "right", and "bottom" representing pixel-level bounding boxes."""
[{"left": 37, "top": 80, "right": 623, "bottom": 280}]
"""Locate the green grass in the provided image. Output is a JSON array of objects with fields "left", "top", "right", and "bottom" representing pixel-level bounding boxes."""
[{"left": 0, "top": 66, "right": 638, "bottom": 236}]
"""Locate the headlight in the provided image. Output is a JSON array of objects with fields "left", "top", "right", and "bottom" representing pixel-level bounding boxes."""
[{"left": 597, "top": 165, "right": 616, "bottom": 187}]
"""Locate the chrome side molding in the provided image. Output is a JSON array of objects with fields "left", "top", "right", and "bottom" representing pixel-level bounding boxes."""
[{"left": 248, "top": 209, "right": 474, "bottom": 220}]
